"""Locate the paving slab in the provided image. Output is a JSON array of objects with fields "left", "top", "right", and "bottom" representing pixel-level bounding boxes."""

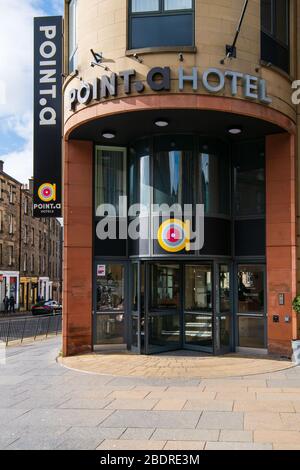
[
  {"left": 97, "top": 439, "right": 166, "bottom": 450},
  {"left": 100, "top": 410, "right": 201, "bottom": 429},
  {"left": 197, "top": 411, "right": 244, "bottom": 430},
  {"left": 205, "top": 441, "right": 272, "bottom": 450},
  {"left": 150, "top": 428, "right": 219, "bottom": 441}
]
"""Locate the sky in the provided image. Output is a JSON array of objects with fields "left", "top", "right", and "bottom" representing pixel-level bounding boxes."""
[{"left": 0, "top": 0, "right": 63, "bottom": 184}]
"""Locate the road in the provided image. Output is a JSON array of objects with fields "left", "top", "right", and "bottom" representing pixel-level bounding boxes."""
[{"left": 0, "top": 337, "right": 300, "bottom": 450}]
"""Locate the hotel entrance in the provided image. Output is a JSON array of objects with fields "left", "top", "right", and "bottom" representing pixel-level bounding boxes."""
[{"left": 143, "top": 261, "right": 232, "bottom": 355}]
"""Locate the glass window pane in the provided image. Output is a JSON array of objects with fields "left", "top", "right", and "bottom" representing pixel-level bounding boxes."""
[
  {"left": 185, "top": 265, "right": 212, "bottom": 311},
  {"left": 219, "top": 264, "right": 230, "bottom": 313},
  {"left": 132, "top": 0, "right": 159, "bottom": 12},
  {"left": 131, "top": 14, "right": 194, "bottom": 48},
  {"left": 238, "top": 265, "right": 265, "bottom": 313},
  {"left": 148, "top": 313, "right": 180, "bottom": 348},
  {"left": 220, "top": 315, "right": 231, "bottom": 348},
  {"left": 131, "top": 316, "right": 139, "bottom": 348},
  {"left": 132, "top": 264, "right": 138, "bottom": 312},
  {"left": 164, "top": 0, "right": 192, "bottom": 10},
  {"left": 96, "top": 265, "right": 124, "bottom": 313},
  {"left": 199, "top": 142, "right": 230, "bottom": 215},
  {"left": 233, "top": 142, "right": 265, "bottom": 217},
  {"left": 129, "top": 140, "right": 150, "bottom": 207},
  {"left": 185, "top": 313, "right": 213, "bottom": 348},
  {"left": 151, "top": 264, "right": 180, "bottom": 310},
  {"left": 238, "top": 317, "right": 265, "bottom": 348},
  {"left": 154, "top": 151, "right": 182, "bottom": 206},
  {"left": 96, "top": 314, "right": 124, "bottom": 344},
  {"left": 275, "top": 0, "right": 288, "bottom": 45},
  {"left": 261, "top": 0, "right": 272, "bottom": 34},
  {"left": 95, "top": 148, "right": 126, "bottom": 215}
]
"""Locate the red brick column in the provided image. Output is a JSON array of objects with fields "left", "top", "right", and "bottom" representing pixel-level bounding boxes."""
[
  {"left": 63, "top": 140, "right": 93, "bottom": 356},
  {"left": 266, "top": 133, "right": 297, "bottom": 356}
]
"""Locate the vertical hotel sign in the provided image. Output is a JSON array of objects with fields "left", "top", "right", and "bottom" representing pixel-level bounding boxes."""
[{"left": 33, "top": 17, "right": 62, "bottom": 218}]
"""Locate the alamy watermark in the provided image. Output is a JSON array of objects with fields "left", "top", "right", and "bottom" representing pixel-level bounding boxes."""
[{"left": 95, "top": 197, "right": 205, "bottom": 252}]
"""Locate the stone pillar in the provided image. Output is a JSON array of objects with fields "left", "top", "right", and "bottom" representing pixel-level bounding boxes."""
[
  {"left": 63, "top": 139, "right": 93, "bottom": 356},
  {"left": 266, "top": 133, "right": 297, "bottom": 356}
]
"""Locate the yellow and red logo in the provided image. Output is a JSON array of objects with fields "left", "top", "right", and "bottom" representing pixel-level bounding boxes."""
[
  {"left": 157, "top": 219, "right": 191, "bottom": 253},
  {"left": 38, "top": 183, "right": 56, "bottom": 202}
]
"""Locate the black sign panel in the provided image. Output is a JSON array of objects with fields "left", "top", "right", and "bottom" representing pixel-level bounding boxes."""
[{"left": 33, "top": 16, "right": 62, "bottom": 218}]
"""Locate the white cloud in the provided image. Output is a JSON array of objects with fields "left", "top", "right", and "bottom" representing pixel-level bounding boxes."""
[{"left": 0, "top": 0, "right": 63, "bottom": 183}]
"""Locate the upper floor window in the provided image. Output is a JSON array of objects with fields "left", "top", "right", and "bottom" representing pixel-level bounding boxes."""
[
  {"left": 8, "top": 184, "right": 14, "bottom": 204},
  {"left": 261, "top": 0, "right": 290, "bottom": 73},
  {"left": 8, "top": 246, "right": 13, "bottom": 266},
  {"left": 9, "top": 215, "right": 14, "bottom": 234},
  {"left": 129, "top": 0, "right": 194, "bottom": 49},
  {"left": 69, "top": 0, "right": 78, "bottom": 73},
  {"left": 24, "top": 197, "right": 28, "bottom": 214}
]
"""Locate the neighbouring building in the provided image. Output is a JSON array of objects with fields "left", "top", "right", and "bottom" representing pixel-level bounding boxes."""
[
  {"left": 0, "top": 161, "right": 63, "bottom": 311},
  {"left": 0, "top": 160, "right": 21, "bottom": 308},
  {"left": 63, "top": 0, "right": 300, "bottom": 357}
]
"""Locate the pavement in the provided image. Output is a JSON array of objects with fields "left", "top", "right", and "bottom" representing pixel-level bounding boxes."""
[{"left": 1, "top": 337, "right": 300, "bottom": 450}]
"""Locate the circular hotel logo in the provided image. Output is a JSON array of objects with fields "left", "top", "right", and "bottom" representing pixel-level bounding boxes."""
[
  {"left": 38, "top": 183, "right": 57, "bottom": 202},
  {"left": 157, "top": 219, "right": 191, "bottom": 253}
]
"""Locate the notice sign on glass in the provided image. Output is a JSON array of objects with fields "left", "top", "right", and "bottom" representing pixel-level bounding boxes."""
[
  {"left": 97, "top": 265, "right": 106, "bottom": 277},
  {"left": 33, "top": 16, "right": 63, "bottom": 218}
]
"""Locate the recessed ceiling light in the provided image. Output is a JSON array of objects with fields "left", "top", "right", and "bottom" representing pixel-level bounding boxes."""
[
  {"left": 155, "top": 119, "right": 169, "bottom": 128},
  {"left": 102, "top": 131, "right": 116, "bottom": 139},
  {"left": 228, "top": 127, "right": 242, "bottom": 135}
]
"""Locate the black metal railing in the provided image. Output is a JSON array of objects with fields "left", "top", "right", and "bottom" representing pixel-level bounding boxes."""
[{"left": 0, "top": 315, "right": 62, "bottom": 345}]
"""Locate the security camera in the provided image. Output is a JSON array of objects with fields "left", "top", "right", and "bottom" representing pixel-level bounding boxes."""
[
  {"left": 133, "top": 53, "right": 143, "bottom": 63},
  {"left": 178, "top": 53, "right": 184, "bottom": 62}
]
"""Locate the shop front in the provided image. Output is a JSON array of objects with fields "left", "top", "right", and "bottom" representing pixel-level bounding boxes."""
[
  {"left": 19, "top": 277, "right": 38, "bottom": 312},
  {"left": 0, "top": 272, "right": 19, "bottom": 310}
]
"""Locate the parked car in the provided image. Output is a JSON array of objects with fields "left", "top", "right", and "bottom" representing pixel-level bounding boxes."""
[
  {"left": 31, "top": 302, "right": 53, "bottom": 316},
  {"left": 44, "top": 300, "right": 62, "bottom": 313}
]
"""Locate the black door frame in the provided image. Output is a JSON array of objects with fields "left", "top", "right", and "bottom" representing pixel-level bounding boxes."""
[
  {"left": 142, "top": 258, "right": 233, "bottom": 355},
  {"left": 233, "top": 261, "right": 267, "bottom": 351},
  {"left": 93, "top": 259, "right": 130, "bottom": 348}
]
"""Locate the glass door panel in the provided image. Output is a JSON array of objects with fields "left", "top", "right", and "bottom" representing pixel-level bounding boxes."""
[
  {"left": 184, "top": 264, "right": 213, "bottom": 352},
  {"left": 237, "top": 264, "right": 266, "bottom": 349},
  {"left": 94, "top": 263, "right": 125, "bottom": 345},
  {"left": 146, "top": 263, "right": 181, "bottom": 353},
  {"left": 215, "top": 263, "right": 231, "bottom": 354}
]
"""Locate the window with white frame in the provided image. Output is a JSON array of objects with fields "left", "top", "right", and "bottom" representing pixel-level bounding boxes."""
[
  {"left": 9, "top": 215, "right": 13, "bottom": 234},
  {"left": 24, "top": 197, "right": 28, "bottom": 214},
  {"left": 24, "top": 225, "right": 28, "bottom": 244},
  {"left": 9, "top": 184, "right": 14, "bottom": 204},
  {"left": 129, "top": 0, "right": 194, "bottom": 49},
  {"left": 9, "top": 246, "right": 13, "bottom": 266},
  {"left": 23, "top": 253, "right": 27, "bottom": 272}
]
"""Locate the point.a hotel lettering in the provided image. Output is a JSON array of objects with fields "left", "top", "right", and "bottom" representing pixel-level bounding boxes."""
[{"left": 70, "top": 66, "right": 272, "bottom": 111}]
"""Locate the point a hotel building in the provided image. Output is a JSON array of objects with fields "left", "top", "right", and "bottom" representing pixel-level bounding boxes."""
[{"left": 61, "top": 0, "right": 300, "bottom": 358}]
